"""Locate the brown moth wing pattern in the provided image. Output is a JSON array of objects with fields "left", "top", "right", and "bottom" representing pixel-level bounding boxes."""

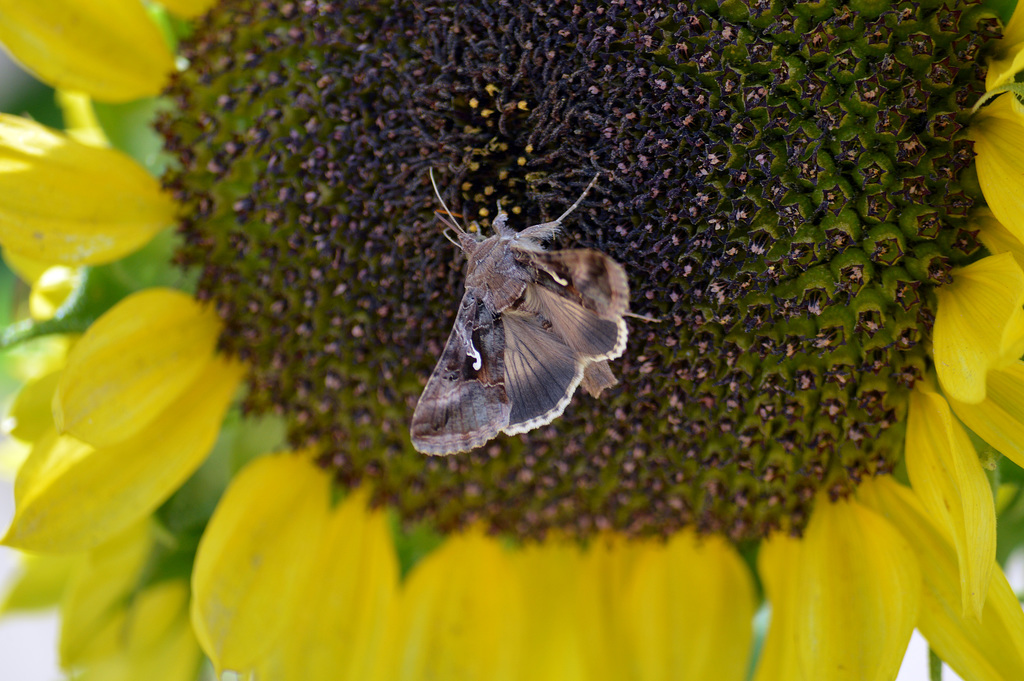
[
  {"left": 411, "top": 291, "right": 511, "bottom": 454},
  {"left": 515, "top": 247, "right": 629, "bottom": 395},
  {"left": 523, "top": 249, "right": 630, "bottom": 318},
  {"left": 580, "top": 360, "right": 617, "bottom": 397},
  {"left": 519, "top": 282, "right": 626, "bottom": 360},
  {"left": 495, "top": 247, "right": 630, "bottom": 433},
  {"left": 501, "top": 308, "right": 586, "bottom": 435}
]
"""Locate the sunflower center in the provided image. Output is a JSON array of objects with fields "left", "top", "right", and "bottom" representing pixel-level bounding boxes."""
[{"left": 160, "top": 0, "right": 1000, "bottom": 540}]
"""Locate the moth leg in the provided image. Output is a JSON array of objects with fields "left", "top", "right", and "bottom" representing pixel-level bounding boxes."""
[{"left": 624, "top": 310, "right": 660, "bottom": 323}]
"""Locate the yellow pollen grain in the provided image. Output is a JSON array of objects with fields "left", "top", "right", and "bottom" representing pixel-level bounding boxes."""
[{"left": 469, "top": 97, "right": 479, "bottom": 108}]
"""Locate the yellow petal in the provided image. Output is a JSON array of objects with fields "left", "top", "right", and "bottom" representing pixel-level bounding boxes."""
[
  {"left": 29, "top": 266, "right": 81, "bottom": 320},
  {"left": 501, "top": 534, "right": 641, "bottom": 681},
  {"left": 160, "top": 0, "right": 218, "bottom": 18},
  {"left": 0, "top": 437, "right": 31, "bottom": 475},
  {"left": 280, "top": 490, "right": 398, "bottom": 681},
  {"left": 949, "top": 361, "right": 1024, "bottom": 470},
  {"left": 860, "top": 477, "right": 1024, "bottom": 681},
  {"left": 906, "top": 386, "right": 995, "bottom": 620},
  {"left": 987, "top": 5, "right": 1024, "bottom": 89},
  {"left": 55, "top": 288, "right": 222, "bottom": 447},
  {"left": 0, "top": 551, "right": 82, "bottom": 612},
  {"left": 986, "top": 44, "right": 1024, "bottom": 91},
  {"left": 796, "top": 491, "right": 920, "bottom": 681},
  {"left": 5, "top": 368, "right": 62, "bottom": 442},
  {"left": 3, "top": 358, "right": 244, "bottom": 552},
  {"left": 3, "top": 249, "right": 52, "bottom": 285},
  {"left": 109, "top": 581, "right": 200, "bottom": 681},
  {"left": 1003, "top": 2, "right": 1024, "bottom": 49},
  {"left": 0, "top": 0, "right": 174, "bottom": 102},
  {"left": 190, "top": 452, "right": 332, "bottom": 675},
  {"left": 624, "top": 530, "right": 755, "bottom": 681},
  {"left": 0, "top": 115, "right": 176, "bottom": 265},
  {"left": 753, "top": 533, "right": 803, "bottom": 681},
  {"left": 0, "top": 333, "right": 71, "bottom": 382},
  {"left": 130, "top": 612, "right": 201, "bottom": 681},
  {"left": 514, "top": 541, "right": 593, "bottom": 681},
  {"left": 75, "top": 580, "right": 202, "bottom": 681},
  {"left": 388, "top": 530, "right": 524, "bottom": 681},
  {"left": 121, "top": 580, "right": 191, "bottom": 652},
  {"left": 55, "top": 91, "right": 109, "bottom": 148},
  {"left": 9, "top": 430, "right": 93, "bottom": 537},
  {"left": 571, "top": 535, "right": 638, "bottom": 681},
  {"left": 60, "top": 521, "right": 151, "bottom": 666},
  {"left": 933, "top": 253, "right": 1024, "bottom": 403},
  {"left": 970, "top": 96, "right": 1024, "bottom": 248},
  {"left": 975, "top": 208, "right": 1024, "bottom": 271}
]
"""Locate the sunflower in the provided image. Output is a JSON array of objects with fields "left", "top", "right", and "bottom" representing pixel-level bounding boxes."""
[{"left": 3, "top": 0, "right": 1024, "bottom": 679}]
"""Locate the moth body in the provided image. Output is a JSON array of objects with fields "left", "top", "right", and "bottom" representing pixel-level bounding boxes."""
[{"left": 411, "top": 173, "right": 630, "bottom": 455}]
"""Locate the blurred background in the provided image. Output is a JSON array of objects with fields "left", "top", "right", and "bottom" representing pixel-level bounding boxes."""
[{"left": 0, "top": 44, "right": 64, "bottom": 681}]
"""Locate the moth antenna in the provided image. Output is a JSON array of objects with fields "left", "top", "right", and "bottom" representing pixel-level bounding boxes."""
[
  {"left": 434, "top": 209, "right": 463, "bottom": 232},
  {"left": 513, "top": 172, "right": 602, "bottom": 243},
  {"left": 551, "top": 172, "right": 601, "bottom": 227},
  {"left": 429, "top": 168, "right": 467, "bottom": 235}
]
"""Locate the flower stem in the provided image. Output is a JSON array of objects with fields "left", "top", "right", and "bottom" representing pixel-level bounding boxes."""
[
  {"left": 0, "top": 315, "right": 90, "bottom": 349},
  {"left": 929, "top": 647, "right": 943, "bottom": 681}
]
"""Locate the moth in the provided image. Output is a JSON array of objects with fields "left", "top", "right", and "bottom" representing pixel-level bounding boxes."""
[{"left": 411, "top": 170, "right": 630, "bottom": 455}]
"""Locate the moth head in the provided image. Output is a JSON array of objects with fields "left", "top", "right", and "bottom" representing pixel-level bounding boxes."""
[{"left": 455, "top": 228, "right": 486, "bottom": 255}]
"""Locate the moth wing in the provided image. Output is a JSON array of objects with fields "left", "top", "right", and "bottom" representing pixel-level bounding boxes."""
[
  {"left": 514, "top": 248, "right": 629, "bottom": 398},
  {"left": 517, "top": 248, "right": 630, "bottom": 319},
  {"left": 580, "top": 359, "right": 617, "bottom": 397},
  {"left": 411, "top": 291, "right": 510, "bottom": 455},
  {"left": 520, "top": 283, "right": 627, "bottom": 362},
  {"left": 500, "top": 309, "right": 585, "bottom": 435}
]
